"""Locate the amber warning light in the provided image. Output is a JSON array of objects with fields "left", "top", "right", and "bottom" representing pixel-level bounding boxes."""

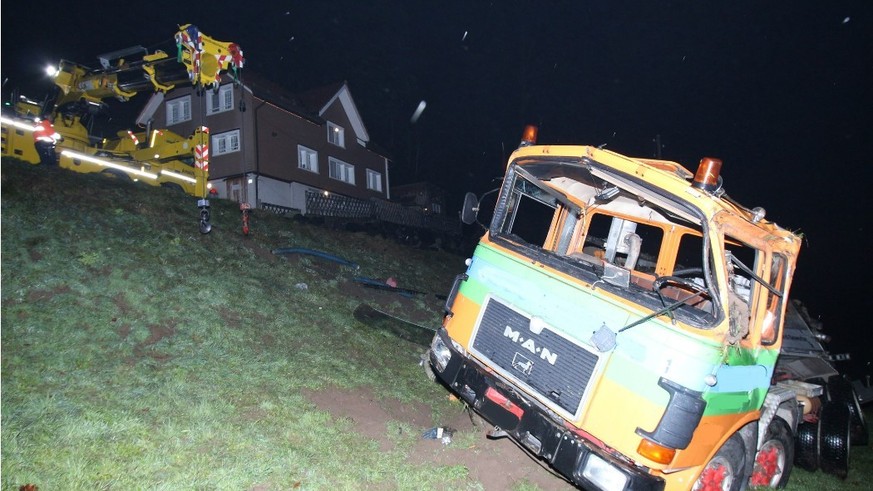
[
  {"left": 519, "top": 125, "right": 538, "bottom": 147},
  {"left": 692, "top": 157, "right": 722, "bottom": 192}
]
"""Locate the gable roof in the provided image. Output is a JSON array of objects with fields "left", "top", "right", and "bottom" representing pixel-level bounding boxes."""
[
  {"left": 236, "top": 73, "right": 370, "bottom": 144},
  {"left": 227, "top": 71, "right": 389, "bottom": 159},
  {"left": 236, "top": 71, "right": 321, "bottom": 124},
  {"left": 296, "top": 81, "right": 369, "bottom": 144}
]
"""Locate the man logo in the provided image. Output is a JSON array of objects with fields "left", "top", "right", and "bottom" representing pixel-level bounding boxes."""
[{"left": 503, "top": 325, "right": 559, "bottom": 365}]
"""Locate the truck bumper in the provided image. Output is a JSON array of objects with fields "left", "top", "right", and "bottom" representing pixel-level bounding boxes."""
[{"left": 429, "top": 328, "right": 664, "bottom": 491}]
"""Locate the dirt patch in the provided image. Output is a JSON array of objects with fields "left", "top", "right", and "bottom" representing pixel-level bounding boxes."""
[
  {"left": 128, "top": 321, "right": 178, "bottom": 364},
  {"left": 25, "top": 236, "right": 47, "bottom": 262},
  {"left": 304, "top": 386, "right": 433, "bottom": 452},
  {"left": 140, "top": 322, "right": 177, "bottom": 346},
  {"left": 242, "top": 239, "right": 279, "bottom": 263},
  {"left": 112, "top": 292, "right": 134, "bottom": 317},
  {"left": 26, "top": 285, "right": 72, "bottom": 302},
  {"left": 116, "top": 323, "right": 132, "bottom": 340},
  {"left": 304, "top": 386, "right": 573, "bottom": 490},
  {"left": 218, "top": 306, "right": 244, "bottom": 330}
]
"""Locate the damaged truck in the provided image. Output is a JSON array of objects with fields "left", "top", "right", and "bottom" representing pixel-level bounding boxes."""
[{"left": 425, "top": 125, "right": 867, "bottom": 490}]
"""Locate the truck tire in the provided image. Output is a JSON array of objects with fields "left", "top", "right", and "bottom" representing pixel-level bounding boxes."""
[
  {"left": 749, "top": 417, "right": 794, "bottom": 488},
  {"left": 819, "top": 401, "right": 851, "bottom": 479},
  {"left": 794, "top": 420, "right": 820, "bottom": 472},
  {"left": 693, "top": 433, "right": 746, "bottom": 491},
  {"left": 827, "top": 375, "right": 869, "bottom": 446}
]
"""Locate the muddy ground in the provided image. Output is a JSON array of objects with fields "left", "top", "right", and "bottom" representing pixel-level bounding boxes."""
[{"left": 305, "top": 385, "right": 574, "bottom": 490}]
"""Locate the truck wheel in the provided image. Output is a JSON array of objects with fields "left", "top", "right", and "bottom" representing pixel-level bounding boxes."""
[
  {"left": 794, "top": 420, "right": 820, "bottom": 472},
  {"left": 750, "top": 417, "right": 794, "bottom": 488},
  {"left": 827, "top": 375, "right": 869, "bottom": 446},
  {"left": 819, "top": 401, "right": 851, "bottom": 479},
  {"left": 693, "top": 433, "right": 746, "bottom": 491}
]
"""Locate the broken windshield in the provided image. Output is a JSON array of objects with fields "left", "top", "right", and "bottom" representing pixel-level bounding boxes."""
[{"left": 489, "top": 158, "right": 721, "bottom": 329}]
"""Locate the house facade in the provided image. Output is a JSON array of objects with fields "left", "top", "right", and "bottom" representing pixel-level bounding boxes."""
[{"left": 139, "top": 74, "right": 391, "bottom": 212}]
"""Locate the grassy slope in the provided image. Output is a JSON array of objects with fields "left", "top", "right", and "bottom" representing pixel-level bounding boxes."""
[
  {"left": 1, "top": 160, "right": 475, "bottom": 490},
  {"left": 2, "top": 159, "right": 871, "bottom": 490}
]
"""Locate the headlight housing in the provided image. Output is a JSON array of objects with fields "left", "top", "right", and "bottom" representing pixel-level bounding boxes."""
[
  {"left": 430, "top": 334, "right": 452, "bottom": 372},
  {"left": 581, "top": 454, "right": 628, "bottom": 491}
]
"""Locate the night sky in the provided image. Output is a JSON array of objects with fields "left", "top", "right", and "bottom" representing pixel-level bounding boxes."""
[{"left": 3, "top": 1, "right": 872, "bottom": 377}]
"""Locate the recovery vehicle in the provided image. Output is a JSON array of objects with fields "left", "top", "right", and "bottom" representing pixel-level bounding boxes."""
[
  {"left": 1, "top": 24, "right": 244, "bottom": 232},
  {"left": 426, "top": 125, "right": 867, "bottom": 490}
]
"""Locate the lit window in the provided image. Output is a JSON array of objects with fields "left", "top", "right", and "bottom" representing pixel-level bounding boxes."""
[
  {"left": 212, "top": 129, "right": 241, "bottom": 156},
  {"left": 328, "top": 157, "right": 355, "bottom": 185},
  {"left": 298, "top": 145, "right": 318, "bottom": 173},
  {"left": 327, "top": 122, "right": 345, "bottom": 148},
  {"left": 366, "top": 169, "right": 382, "bottom": 192},
  {"left": 206, "top": 84, "right": 234, "bottom": 115},
  {"left": 166, "top": 96, "right": 192, "bottom": 125}
]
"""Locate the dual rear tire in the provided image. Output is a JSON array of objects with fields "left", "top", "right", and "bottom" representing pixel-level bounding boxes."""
[{"left": 794, "top": 401, "right": 852, "bottom": 479}]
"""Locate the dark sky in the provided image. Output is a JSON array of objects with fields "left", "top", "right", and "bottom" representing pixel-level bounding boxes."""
[{"left": 3, "top": 1, "right": 872, "bottom": 376}]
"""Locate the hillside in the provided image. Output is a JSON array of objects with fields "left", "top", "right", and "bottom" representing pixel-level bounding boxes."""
[
  {"left": 0, "top": 160, "right": 577, "bottom": 490},
  {"left": 2, "top": 159, "right": 871, "bottom": 490}
]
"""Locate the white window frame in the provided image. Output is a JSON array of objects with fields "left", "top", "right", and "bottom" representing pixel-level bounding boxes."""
[
  {"left": 212, "top": 129, "right": 241, "bottom": 156},
  {"left": 328, "top": 157, "right": 355, "bottom": 185},
  {"left": 166, "top": 95, "right": 192, "bottom": 125},
  {"left": 298, "top": 145, "right": 319, "bottom": 173},
  {"left": 327, "top": 122, "right": 345, "bottom": 148},
  {"left": 206, "top": 84, "right": 234, "bottom": 115},
  {"left": 366, "top": 169, "right": 383, "bottom": 192}
]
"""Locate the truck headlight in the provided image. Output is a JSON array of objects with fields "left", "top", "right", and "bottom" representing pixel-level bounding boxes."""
[
  {"left": 430, "top": 335, "right": 452, "bottom": 372},
  {"left": 430, "top": 332, "right": 465, "bottom": 373},
  {"left": 581, "top": 454, "right": 628, "bottom": 491}
]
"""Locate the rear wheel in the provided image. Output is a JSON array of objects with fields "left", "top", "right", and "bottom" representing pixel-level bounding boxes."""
[
  {"left": 827, "top": 375, "right": 869, "bottom": 446},
  {"left": 819, "top": 401, "right": 851, "bottom": 479},
  {"left": 693, "top": 433, "right": 746, "bottom": 491},
  {"left": 794, "top": 420, "right": 820, "bottom": 472},
  {"left": 750, "top": 417, "right": 794, "bottom": 488}
]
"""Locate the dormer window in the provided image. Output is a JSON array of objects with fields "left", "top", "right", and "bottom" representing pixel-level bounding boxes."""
[{"left": 327, "top": 122, "right": 345, "bottom": 148}]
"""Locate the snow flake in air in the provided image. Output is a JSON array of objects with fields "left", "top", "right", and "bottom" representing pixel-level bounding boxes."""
[{"left": 410, "top": 100, "right": 427, "bottom": 124}]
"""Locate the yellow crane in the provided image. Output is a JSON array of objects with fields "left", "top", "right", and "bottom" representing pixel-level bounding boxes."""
[{"left": 1, "top": 24, "right": 244, "bottom": 233}]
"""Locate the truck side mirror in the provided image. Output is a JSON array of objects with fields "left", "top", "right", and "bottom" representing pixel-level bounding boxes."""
[{"left": 460, "top": 192, "right": 479, "bottom": 225}]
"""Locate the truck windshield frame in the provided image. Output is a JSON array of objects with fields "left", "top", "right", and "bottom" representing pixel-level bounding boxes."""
[{"left": 488, "top": 158, "right": 724, "bottom": 329}]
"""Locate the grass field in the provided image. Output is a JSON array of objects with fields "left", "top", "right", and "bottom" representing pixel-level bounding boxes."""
[{"left": 2, "top": 159, "right": 871, "bottom": 490}]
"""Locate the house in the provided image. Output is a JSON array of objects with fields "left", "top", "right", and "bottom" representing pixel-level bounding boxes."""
[
  {"left": 138, "top": 72, "right": 391, "bottom": 212},
  {"left": 391, "top": 181, "right": 446, "bottom": 215}
]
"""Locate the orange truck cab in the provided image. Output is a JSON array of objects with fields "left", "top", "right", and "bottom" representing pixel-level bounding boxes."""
[{"left": 427, "top": 125, "right": 864, "bottom": 490}]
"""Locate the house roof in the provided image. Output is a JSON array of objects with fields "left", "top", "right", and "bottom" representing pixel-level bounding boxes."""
[
  {"left": 236, "top": 73, "right": 372, "bottom": 148},
  {"left": 296, "top": 81, "right": 370, "bottom": 144},
  {"left": 235, "top": 71, "right": 322, "bottom": 124}
]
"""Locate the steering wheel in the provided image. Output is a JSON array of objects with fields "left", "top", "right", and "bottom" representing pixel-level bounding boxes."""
[{"left": 652, "top": 275, "right": 709, "bottom": 297}]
